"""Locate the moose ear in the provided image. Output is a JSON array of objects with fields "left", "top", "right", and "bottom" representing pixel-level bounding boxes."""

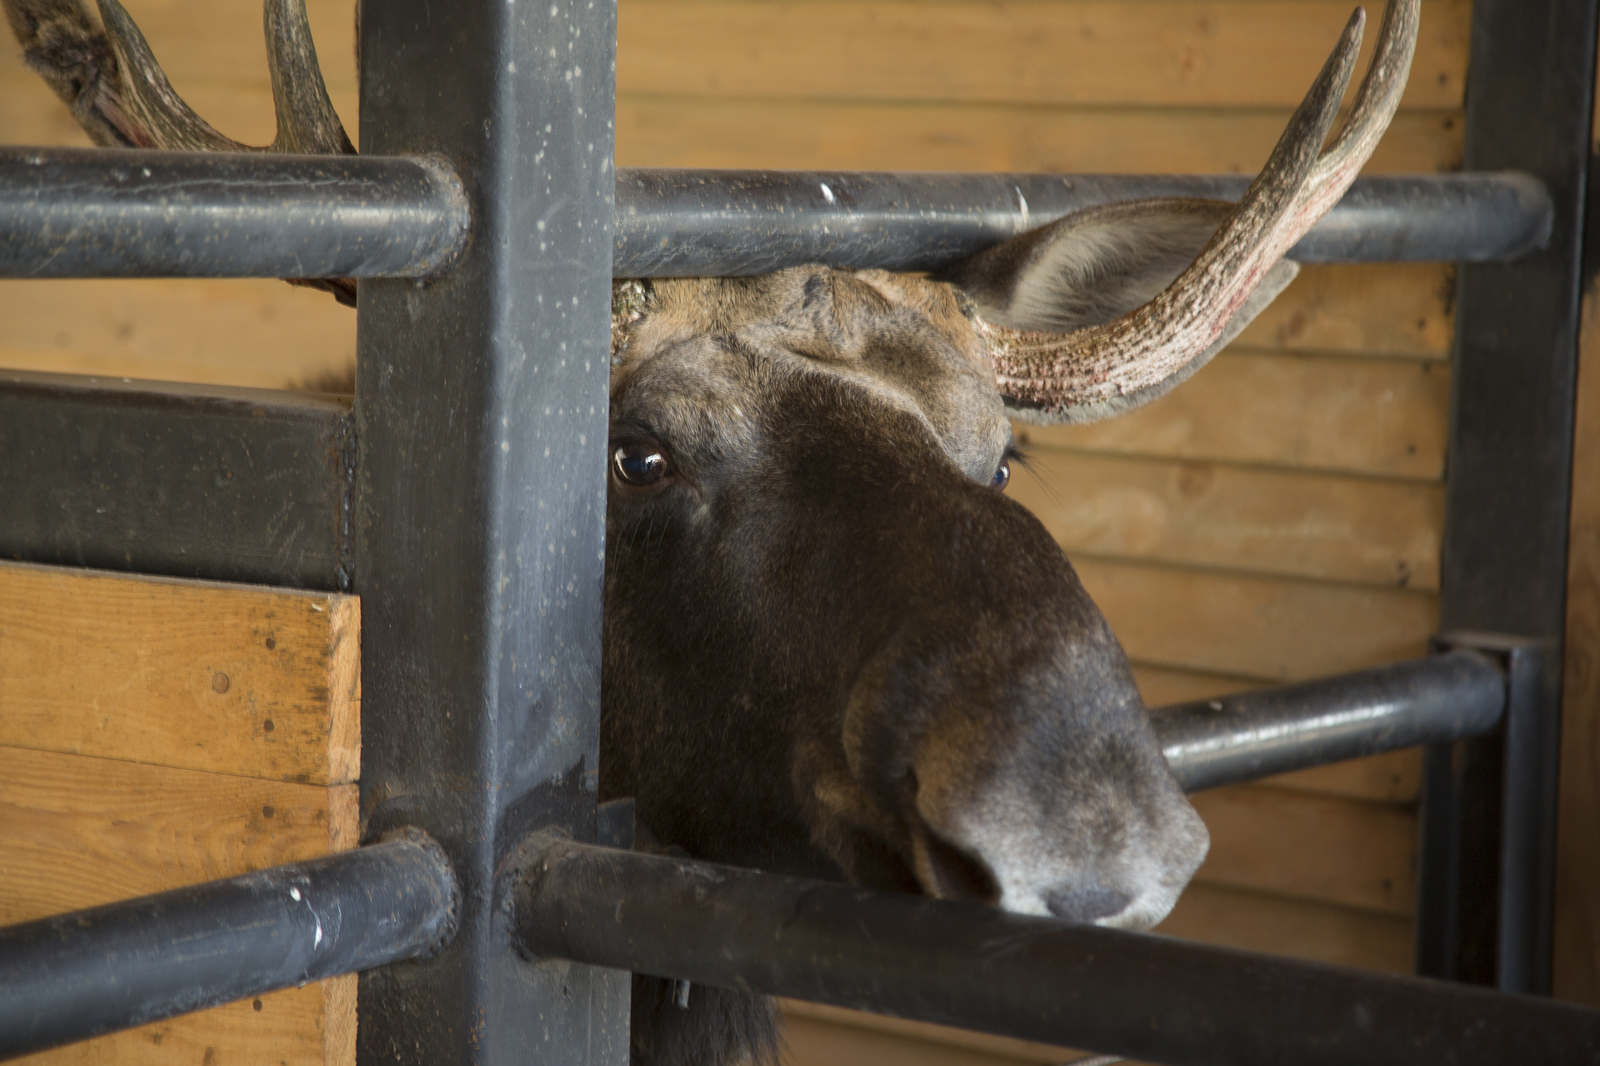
[
  {"left": 934, "top": 197, "right": 1276, "bottom": 333},
  {"left": 932, "top": 197, "right": 1300, "bottom": 424}
]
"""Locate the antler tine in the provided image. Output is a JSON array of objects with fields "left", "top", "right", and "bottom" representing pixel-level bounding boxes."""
[
  {"left": 986, "top": 0, "right": 1420, "bottom": 422},
  {"left": 94, "top": 0, "right": 243, "bottom": 151},
  {"left": 1304, "top": 0, "right": 1419, "bottom": 214},
  {"left": 264, "top": 0, "right": 354, "bottom": 155},
  {"left": 987, "top": 6, "right": 1367, "bottom": 417}
]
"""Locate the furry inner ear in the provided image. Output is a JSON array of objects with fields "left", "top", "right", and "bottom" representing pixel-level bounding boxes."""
[{"left": 931, "top": 198, "right": 1236, "bottom": 333}]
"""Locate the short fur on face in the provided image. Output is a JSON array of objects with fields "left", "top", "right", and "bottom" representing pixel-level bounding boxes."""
[{"left": 602, "top": 267, "right": 1208, "bottom": 1066}]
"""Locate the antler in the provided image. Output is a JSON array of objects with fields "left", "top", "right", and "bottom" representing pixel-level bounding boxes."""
[
  {"left": 4, "top": 0, "right": 357, "bottom": 301},
  {"left": 986, "top": 0, "right": 1419, "bottom": 422}
]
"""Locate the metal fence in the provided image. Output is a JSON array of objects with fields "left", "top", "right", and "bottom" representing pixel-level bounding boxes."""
[{"left": 3, "top": 0, "right": 1600, "bottom": 1063}]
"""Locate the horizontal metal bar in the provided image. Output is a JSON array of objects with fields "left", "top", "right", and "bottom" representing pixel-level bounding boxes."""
[
  {"left": 614, "top": 170, "right": 1552, "bottom": 275},
  {"left": 1155, "top": 650, "right": 1507, "bottom": 792},
  {"left": 0, "top": 147, "right": 467, "bottom": 279},
  {"left": 509, "top": 838, "right": 1600, "bottom": 1066},
  {"left": 0, "top": 149, "right": 1549, "bottom": 278},
  {"left": 0, "top": 370, "right": 354, "bottom": 591},
  {"left": 0, "top": 834, "right": 456, "bottom": 1062}
]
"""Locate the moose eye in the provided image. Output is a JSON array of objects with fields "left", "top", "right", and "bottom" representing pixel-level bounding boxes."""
[
  {"left": 990, "top": 458, "right": 1011, "bottom": 492},
  {"left": 611, "top": 440, "right": 671, "bottom": 490}
]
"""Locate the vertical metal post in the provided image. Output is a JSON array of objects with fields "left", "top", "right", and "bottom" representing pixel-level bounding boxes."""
[
  {"left": 352, "top": 1, "right": 623, "bottom": 1062},
  {"left": 1425, "top": 0, "right": 1600, "bottom": 994}
]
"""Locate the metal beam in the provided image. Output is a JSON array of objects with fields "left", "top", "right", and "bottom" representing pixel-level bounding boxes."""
[
  {"left": 0, "top": 148, "right": 467, "bottom": 280},
  {"left": 1426, "top": 0, "right": 1599, "bottom": 995},
  {"left": 0, "top": 370, "right": 353, "bottom": 591},
  {"left": 351, "top": 0, "right": 625, "bottom": 1063},
  {"left": 613, "top": 170, "right": 1551, "bottom": 276},
  {"left": 0, "top": 150, "right": 1549, "bottom": 279},
  {"left": 1158, "top": 650, "right": 1505, "bottom": 792},
  {"left": 0, "top": 836, "right": 456, "bottom": 1063},
  {"left": 506, "top": 838, "right": 1600, "bottom": 1066}
]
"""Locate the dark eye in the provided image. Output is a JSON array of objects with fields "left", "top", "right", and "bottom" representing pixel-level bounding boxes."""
[
  {"left": 990, "top": 458, "right": 1011, "bottom": 492},
  {"left": 611, "top": 440, "right": 671, "bottom": 489}
]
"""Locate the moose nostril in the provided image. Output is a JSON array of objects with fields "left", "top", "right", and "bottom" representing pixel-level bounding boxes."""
[{"left": 1045, "top": 884, "right": 1132, "bottom": 923}]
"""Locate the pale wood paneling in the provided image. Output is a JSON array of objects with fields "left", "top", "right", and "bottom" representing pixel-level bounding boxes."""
[
  {"left": 1011, "top": 451, "right": 1442, "bottom": 589},
  {"left": 1079, "top": 557, "right": 1439, "bottom": 682},
  {"left": 0, "top": 0, "right": 1457, "bottom": 1053},
  {"left": 0, "top": 561, "right": 360, "bottom": 786},
  {"left": 1, "top": 745, "right": 357, "bottom": 1066},
  {"left": 1191, "top": 785, "right": 1417, "bottom": 915},
  {"left": 615, "top": 99, "right": 1464, "bottom": 174},
  {"left": 1016, "top": 352, "right": 1450, "bottom": 481},
  {"left": 616, "top": 1, "right": 1469, "bottom": 109}
]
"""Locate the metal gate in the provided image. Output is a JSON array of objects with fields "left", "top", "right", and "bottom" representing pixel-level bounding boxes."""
[{"left": 3, "top": 0, "right": 1600, "bottom": 1062}]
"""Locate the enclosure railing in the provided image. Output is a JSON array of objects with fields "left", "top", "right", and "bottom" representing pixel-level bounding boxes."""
[
  {"left": 2, "top": 0, "right": 1596, "bottom": 1060},
  {"left": 7, "top": 647, "right": 1597, "bottom": 1063}
]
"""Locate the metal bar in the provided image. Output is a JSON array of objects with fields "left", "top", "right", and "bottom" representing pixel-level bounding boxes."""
[
  {"left": 613, "top": 170, "right": 1552, "bottom": 276},
  {"left": 0, "top": 150, "right": 1549, "bottom": 279},
  {"left": 0, "top": 370, "right": 354, "bottom": 591},
  {"left": 0, "top": 835, "right": 456, "bottom": 1063},
  {"left": 0, "top": 148, "right": 467, "bottom": 280},
  {"left": 1156, "top": 650, "right": 1505, "bottom": 792},
  {"left": 352, "top": 0, "right": 625, "bottom": 1063},
  {"left": 1427, "top": 0, "right": 1598, "bottom": 995},
  {"left": 506, "top": 838, "right": 1600, "bottom": 1066}
]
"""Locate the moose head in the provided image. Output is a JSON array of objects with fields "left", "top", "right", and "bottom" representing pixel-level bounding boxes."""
[{"left": 6, "top": 0, "right": 1417, "bottom": 1062}]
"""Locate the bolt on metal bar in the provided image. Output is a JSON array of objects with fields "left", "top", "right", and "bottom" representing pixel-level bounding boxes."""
[
  {"left": 0, "top": 147, "right": 468, "bottom": 280},
  {"left": 0, "top": 834, "right": 457, "bottom": 1063},
  {"left": 507, "top": 838, "right": 1600, "bottom": 1066},
  {"left": 0, "top": 149, "right": 1549, "bottom": 279},
  {"left": 1155, "top": 650, "right": 1506, "bottom": 792}
]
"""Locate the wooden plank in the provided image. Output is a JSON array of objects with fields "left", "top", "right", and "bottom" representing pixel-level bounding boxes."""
[
  {"left": 1235, "top": 263, "right": 1456, "bottom": 359},
  {"left": 1014, "top": 352, "right": 1451, "bottom": 482},
  {"left": 0, "top": 271, "right": 1450, "bottom": 402},
  {"left": 0, "top": 277, "right": 357, "bottom": 391},
  {"left": 0, "top": 745, "right": 357, "bottom": 1066},
  {"left": 0, "top": 561, "right": 359, "bottom": 785},
  {"left": 1012, "top": 451, "right": 1442, "bottom": 590},
  {"left": 1154, "top": 882, "right": 1414, "bottom": 973},
  {"left": 1190, "top": 785, "right": 1417, "bottom": 915},
  {"left": 0, "top": 1, "right": 1467, "bottom": 111},
  {"left": 613, "top": 97, "right": 1464, "bottom": 174},
  {"left": 781, "top": 1001, "right": 1086, "bottom": 1066},
  {"left": 616, "top": 1, "right": 1469, "bottom": 110},
  {"left": 1079, "top": 558, "right": 1441, "bottom": 683}
]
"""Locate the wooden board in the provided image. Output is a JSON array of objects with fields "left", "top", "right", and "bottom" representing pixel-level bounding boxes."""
[
  {"left": 0, "top": 277, "right": 357, "bottom": 391},
  {"left": 0, "top": 270, "right": 1452, "bottom": 400},
  {"left": 1010, "top": 450, "right": 1442, "bottom": 590},
  {"left": 1014, "top": 352, "right": 1450, "bottom": 482},
  {"left": 0, "top": 561, "right": 359, "bottom": 785},
  {"left": 1190, "top": 785, "right": 1417, "bottom": 916},
  {"left": 616, "top": 0, "right": 1469, "bottom": 110},
  {"left": 1, "top": 745, "right": 357, "bottom": 1066},
  {"left": 0, "top": 1, "right": 1466, "bottom": 111},
  {"left": 1155, "top": 882, "right": 1413, "bottom": 972},
  {"left": 781, "top": 1000, "right": 1088, "bottom": 1066},
  {"left": 614, "top": 98, "right": 1465, "bottom": 175},
  {"left": 1079, "top": 557, "right": 1440, "bottom": 683}
]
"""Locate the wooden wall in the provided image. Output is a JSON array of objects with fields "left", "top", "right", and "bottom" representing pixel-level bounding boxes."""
[
  {"left": 0, "top": 0, "right": 1528, "bottom": 1063},
  {"left": 0, "top": 560, "right": 361, "bottom": 1066}
]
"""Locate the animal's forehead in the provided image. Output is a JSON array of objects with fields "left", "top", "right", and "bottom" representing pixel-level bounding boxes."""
[{"left": 610, "top": 268, "right": 1008, "bottom": 474}]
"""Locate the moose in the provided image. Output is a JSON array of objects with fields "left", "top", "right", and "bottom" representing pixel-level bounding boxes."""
[{"left": 6, "top": 0, "right": 1417, "bottom": 1062}]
